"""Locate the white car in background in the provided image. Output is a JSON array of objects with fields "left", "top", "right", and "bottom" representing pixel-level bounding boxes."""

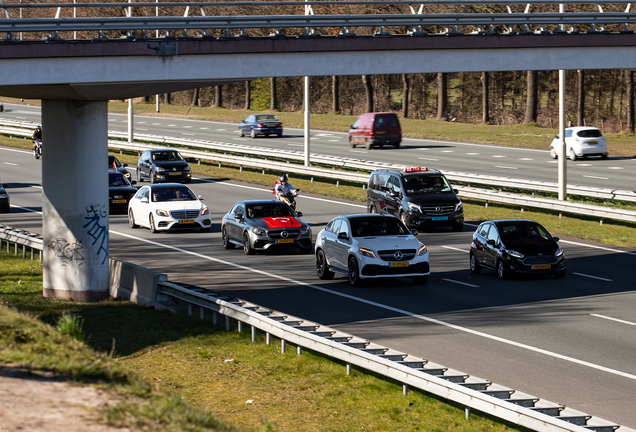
[
  {"left": 549, "top": 126, "right": 608, "bottom": 161},
  {"left": 315, "top": 214, "right": 430, "bottom": 286},
  {"left": 128, "top": 183, "right": 211, "bottom": 233}
]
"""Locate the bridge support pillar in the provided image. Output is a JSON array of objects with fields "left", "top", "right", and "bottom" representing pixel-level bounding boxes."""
[{"left": 42, "top": 100, "right": 110, "bottom": 301}]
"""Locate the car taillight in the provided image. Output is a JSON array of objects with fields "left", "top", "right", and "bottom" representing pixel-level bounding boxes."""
[
  {"left": 257, "top": 123, "right": 264, "bottom": 127},
  {"left": 277, "top": 123, "right": 282, "bottom": 127}
]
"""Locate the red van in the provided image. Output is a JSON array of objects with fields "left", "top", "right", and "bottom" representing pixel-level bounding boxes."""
[{"left": 348, "top": 112, "right": 402, "bottom": 149}]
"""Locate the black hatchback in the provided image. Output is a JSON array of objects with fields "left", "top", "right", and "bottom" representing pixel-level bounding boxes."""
[
  {"left": 108, "top": 171, "right": 138, "bottom": 214},
  {"left": 470, "top": 219, "right": 566, "bottom": 279},
  {"left": 136, "top": 149, "right": 192, "bottom": 184}
]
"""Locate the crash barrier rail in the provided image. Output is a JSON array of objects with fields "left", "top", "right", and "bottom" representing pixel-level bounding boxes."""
[
  {"left": 2, "top": 120, "right": 636, "bottom": 223},
  {"left": 155, "top": 279, "right": 635, "bottom": 432},
  {"left": 0, "top": 224, "right": 43, "bottom": 260},
  {"left": 3, "top": 223, "right": 634, "bottom": 432},
  {"left": 2, "top": 0, "right": 636, "bottom": 36}
]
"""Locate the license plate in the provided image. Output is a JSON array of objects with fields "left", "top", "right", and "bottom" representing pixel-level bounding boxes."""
[
  {"left": 390, "top": 262, "right": 409, "bottom": 267},
  {"left": 532, "top": 264, "right": 551, "bottom": 270},
  {"left": 589, "top": 141, "right": 598, "bottom": 145},
  {"left": 169, "top": 172, "right": 182, "bottom": 176},
  {"left": 277, "top": 239, "right": 294, "bottom": 244},
  {"left": 180, "top": 219, "right": 195, "bottom": 224},
  {"left": 267, "top": 123, "right": 277, "bottom": 127},
  {"left": 112, "top": 199, "right": 126, "bottom": 204},
  {"left": 376, "top": 131, "right": 385, "bottom": 134},
  {"left": 432, "top": 216, "right": 448, "bottom": 221}
]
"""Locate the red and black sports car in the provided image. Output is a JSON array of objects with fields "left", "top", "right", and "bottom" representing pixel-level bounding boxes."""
[{"left": 221, "top": 200, "right": 312, "bottom": 255}]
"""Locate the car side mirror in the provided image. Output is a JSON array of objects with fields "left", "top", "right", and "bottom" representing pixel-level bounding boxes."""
[
  {"left": 390, "top": 191, "right": 399, "bottom": 198},
  {"left": 487, "top": 239, "right": 496, "bottom": 246},
  {"left": 338, "top": 232, "right": 348, "bottom": 241},
  {"left": 296, "top": 211, "right": 303, "bottom": 218},
  {"left": 453, "top": 189, "right": 459, "bottom": 194},
  {"left": 553, "top": 237, "right": 560, "bottom": 242},
  {"left": 185, "top": 157, "right": 195, "bottom": 163},
  {"left": 411, "top": 228, "right": 418, "bottom": 236},
  {"left": 130, "top": 180, "right": 137, "bottom": 185},
  {"left": 123, "top": 163, "right": 128, "bottom": 167},
  {"left": 140, "top": 197, "right": 148, "bottom": 203},
  {"left": 198, "top": 195, "right": 204, "bottom": 201},
  {"left": 235, "top": 213, "right": 244, "bottom": 221}
]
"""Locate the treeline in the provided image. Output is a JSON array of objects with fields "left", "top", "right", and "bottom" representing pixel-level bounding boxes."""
[{"left": 17, "top": 0, "right": 636, "bottom": 133}]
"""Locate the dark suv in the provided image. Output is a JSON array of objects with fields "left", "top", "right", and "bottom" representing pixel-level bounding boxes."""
[
  {"left": 136, "top": 149, "right": 192, "bottom": 184},
  {"left": 367, "top": 167, "right": 464, "bottom": 231}
]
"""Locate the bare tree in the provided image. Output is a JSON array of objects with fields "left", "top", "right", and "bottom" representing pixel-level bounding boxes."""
[
  {"left": 332, "top": 76, "right": 340, "bottom": 113},
  {"left": 362, "top": 75, "right": 374, "bottom": 113},
  {"left": 402, "top": 74, "right": 410, "bottom": 118},
  {"left": 270, "top": 77, "right": 277, "bottom": 111},
  {"left": 214, "top": 86, "right": 222, "bottom": 108},
  {"left": 436, "top": 73, "right": 448, "bottom": 120},
  {"left": 482, "top": 71, "right": 490, "bottom": 123},
  {"left": 577, "top": 70, "right": 585, "bottom": 126},
  {"left": 523, "top": 70, "right": 538, "bottom": 124},
  {"left": 191, "top": 88, "right": 200, "bottom": 107},
  {"left": 245, "top": 81, "right": 251, "bottom": 110},
  {"left": 626, "top": 71, "right": 634, "bottom": 133}
]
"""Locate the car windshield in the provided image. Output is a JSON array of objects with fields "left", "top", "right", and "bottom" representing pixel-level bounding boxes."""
[
  {"left": 152, "top": 151, "right": 184, "bottom": 162},
  {"left": 255, "top": 115, "right": 279, "bottom": 122},
  {"left": 109, "top": 156, "right": 122, "bottom": 168},
  {"left": 499, "top": 223, "right": 552, "bottom": 242},
  {"left": 246, "top": 203, "right": 295, "bottom": 218},
  {"left": 108, "top": 173, "right": 129, "bottom": 187},
  {"left": 350, "top": 217, "right": 410, "bottom": 237},
  {"left": 151, "top": 187, "right": 195, "bottom": 202},
  {"left": 402, "top": 175, "right": 452, "bottom": 195},
  {"left": 577, "top": 129, "right": 602, "bottom": 138}
]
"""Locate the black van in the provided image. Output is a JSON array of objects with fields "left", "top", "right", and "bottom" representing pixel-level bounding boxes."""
[{"left": 367, "top": 167, "right": 464, "bottom": 231}]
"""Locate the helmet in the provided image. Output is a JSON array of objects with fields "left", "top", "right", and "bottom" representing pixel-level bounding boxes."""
[
  {"left": 36, "top": 125, "right": 41, "bottom": 129},
  {"left": 279, "top": 174, "right": 288, "bottom": 183}
]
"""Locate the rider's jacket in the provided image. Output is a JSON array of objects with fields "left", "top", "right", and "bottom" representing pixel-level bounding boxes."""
[{"left": 275, "top": 182, "right": 296, "bottom": 197}]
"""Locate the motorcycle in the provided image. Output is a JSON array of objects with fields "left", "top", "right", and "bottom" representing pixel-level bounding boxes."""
[
  {"left": 33, "top": 140, "right": 42, "bottom": 159},
  {"left": 279, "top": 190, "right": 300, "bottom": 212}
]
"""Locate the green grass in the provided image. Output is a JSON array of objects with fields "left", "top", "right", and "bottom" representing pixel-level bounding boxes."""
[{"left": 0, "top": 249, "right": 528, "bottom": 432}]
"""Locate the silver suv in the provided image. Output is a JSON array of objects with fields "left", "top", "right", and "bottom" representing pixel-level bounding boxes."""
[{"left": 315, "top": 214, "right": 430, "bottom": 286}]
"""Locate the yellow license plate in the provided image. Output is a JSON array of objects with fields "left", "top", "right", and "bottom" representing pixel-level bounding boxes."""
[
  {"left": 390, "top": 262, "right": 409, "bottom": 267},
  {"left": 180, "top": 219, "right": 195, "bottom": 224},
  {"left": 589, "top": 141, "right": 598, "bottom": 145},
  {"left": 170, "top": 172, "right": 182, "bottom": 176},
  {"left": 277, "top": 239, "right": 294, "bottom": 244},
  {"left": 532, "top": 264, "right": 551, "bottom": 270},
  {"left": 376, "top": 131, "right": 385, "bottom": 134},
  {"left": 113, "top": 199, "right": 126, "bottom": 204}
]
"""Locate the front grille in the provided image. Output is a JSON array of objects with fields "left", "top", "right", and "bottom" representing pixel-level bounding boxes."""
[
  {"left": 362, "top": 261, "right": 429, "bottom": 276},
  {"left": 523, "top": 256, "right": 558, "bottom": 265},
  {"left": 420, "top": 205, "right": 456, "bottom": 216},
  {"left": 268, "top": 229, "right": 300, "bottom": 239},
  {"left": 170, "top": 210, "right": 200, "bottom": 219},
  {"left": 377, "top": 249, "right": 416, "bottom": 262}
]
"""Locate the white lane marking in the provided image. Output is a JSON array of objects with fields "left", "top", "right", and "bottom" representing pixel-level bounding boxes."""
[
  {"left": 167, "top": 124, "right": 177, "bottom": 127},
  {"left": 152, "top": 123, "right": 161, "bottom": 125},
  {"left": 216, "top": 129, "right": 226, "bottom": 131},
  {"left": 559, "top": 239, "right": 636, "bottom": 257},
  {"left": 442, "top": 278, "right": 479, "bottom": 288},
  {"left": 328, "top": 139, "right": 341, "bottom": 142},
  {"left": 418, "top": 157, "right": 439, "bottom": 161},
  {"left": 137, "top": 122, "right": 146, "bottom": 124},
  {"left": 10, "top": 204, "right": 40, "bottom": 213},
  {"left": 576, "top": 163, "right": 592, "bottom": 167},
  {"left": 350, "top": 150, "right": 367, "bottom": 153},
  {"left": 572, "top": 272, "right": 613, "bottom": 282},
  {"left": 492, "top": 155, "right": 506, "bottom": 158},
  {"left": 136, "top": 128, "right": 148, "bottom": 131},
  {"left": 107, "top": 229, "right": 636, "bottom": 382},
  {"left": 183, "top": 126, "right": 193, "bottom": 128},
  {"left": 200, "top": 127, "right": 209, "bottom": 130},
  {"left": 182, "top": 133, "right": 195, "bottom": 136},
  {"left": 288, "top": 144, "right": 303, "bottom": 147},
  {"left": 441, "top": 246, "right": 469, "bottom": 253},
  {"left": 416, "top": 148, "right": 429, "bottom": 151},
  {"left": 495, "top": 166, "right": 518, "bottom": 170},
  {"left": 3, "top": 162, "right": 17, "bottom": 166},
  {"left": 519, "top": 158, "right": 534, "bottom": 161},
  {"left": 583, "top": 175, "right": 608, "bottom": 180},
  {"left": 591, "top": 314, "right": 636, "bottom": 326},
  {"left": 466, "top": 152, "right": 479, "bottom": 155},
  {"left": 607, "top": 167, "right": 624, "bottom": 170},
  {"left": 441, "top": 150, "right": 455, "bottom": 153}
]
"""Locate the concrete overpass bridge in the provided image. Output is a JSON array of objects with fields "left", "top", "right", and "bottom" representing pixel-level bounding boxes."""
[{"left": 1, "top": 0, "right": 635, "bottom": 300}]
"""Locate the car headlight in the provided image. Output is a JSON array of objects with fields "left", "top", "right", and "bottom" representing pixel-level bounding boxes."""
[
  {"left": 155, "top": 209, "right": 169, "bottom": 217},
  {"left": 555, "top": 246, "right": 564, "bottom": 257},
  {"left": 417, "top": 245, "right": 428, "bottom": 256},
  {"left": 455, "top": 202, "right": 463, "bottom": 212},
  {"left": 252, "top": 227, "right": 266, "bottom": 236},
  {"left": 508, "top": 249, "right": 524, "bottom": 258},
  {"left": 201, "top": 206, "right": 209, "bottom": 216},
  {"left": 155, "top": 166, "right": 166, "bottom": 172},
  {"left": 359, "top": 248, "right": 376, "bottom": 258},
  {"left": 408, "top": 203, "right": 422, "bottom": 213},
  {"left": 301, "top": 226, "right": 311, "bottom": 235},
  {"left": 114, "top": 195, "right": 124, "bottom": 199},
  {"left": 124, "top": 172, "right": 131, "bottom": 179}
]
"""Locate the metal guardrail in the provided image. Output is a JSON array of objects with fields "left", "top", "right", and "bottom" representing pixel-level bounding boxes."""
[
  {"left": 2, "top": 120, "right": 636, "bottom": 223},
  {"left": 158, "top": 280, "right": 636, "bottom": 432},
  {"left": 0, "top": 224, "right": 43, "bottom": 260}
]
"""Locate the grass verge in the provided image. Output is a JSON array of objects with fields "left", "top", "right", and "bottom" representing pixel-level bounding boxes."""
[{"left": 0, "top": 249, "right": 527, "bottom": 431}]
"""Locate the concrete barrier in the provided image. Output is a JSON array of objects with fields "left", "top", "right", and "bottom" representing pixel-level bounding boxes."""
[{"left": 109, "top": 258, "right": 167, "bottom": 307}]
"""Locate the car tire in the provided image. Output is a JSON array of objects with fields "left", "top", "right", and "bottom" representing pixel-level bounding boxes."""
[
  {"left": 149, "top": 214, "right": 158, "bottom": 233},
  {"left": 497, "top": 259, "right": 508, "bottom": 280},
  {"left": 470, "top": 253, "right": 481, "bottom": 274},
  {"left": 243, "top": 232, "right": 254, "bottom": 255},
  {"left": 411, "top": 275, "right": 429, "bottom": 285},
  {"left": 184, "top": 178, "right": 191, "bottom": 184},
  {"left": 250, "top": 129, "right": 257, "bottom": 139},
  {"left": 549, "top": 147, "right": 558, "bottom": 159},
  {"left": 349, "top": 137, "right": 356, "bottom": 148},
  {"left": 150, "top": 172, "right": 157, "bottom": 184},
  {"left": 128, "top": 209, "right": 138, "bottom": 229},
  {"left": 238, "top": 128, "right": 244, "bottom": 137},
  {"left": 568, "top": 148, "right": 577, "bottom": 161},
  {"left": 348, "top": 256, "right": 362, "bottom": 287},
  {"left": 601, "top": 153, "right": 608, "bottom": 160},
  {"left": 222, "top": 226, "right": 235, "bottom": 249},
  {"left": 452, "top": 221, "right": 464, "bottom": 232},
  {"left": 277, "top": 133, "right": 283, "bottom": 138},
  {"left": 394, "top": 142, "right": 400, "bottom": 149},
  {"left": 316, "top": 249, "right": 334, "bottom": 280},
  {"left": 369, "top": 205, "right": 376, "bottom": 214},
  {"left": 555, "top": 270, "right": 566, "bottom": 278},
  {"left": 365, "top": 139, "right": 372, "bottom": 150}
]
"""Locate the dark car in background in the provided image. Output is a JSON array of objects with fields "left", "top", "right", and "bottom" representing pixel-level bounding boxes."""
[
  {"left": 470, "top": 219, "right": 566, "bottom": 279},
  {"left": 349, "top": 112, "right": 402, "bottom": 149},
  {"left": 238, "top": 113, "right": 283, "bottom": 138},
  {"left": 109, "top": 154, "right": 131, "bottom": 181},
  {"left": 136, "top": 149, "right": 192, "bottom": 184},
  {"left": 221, "top": 200, "right": 312, "bottom": 255},
  {"left": 108, "top": 171, "right": 138, "bottom": 214},
  {"left": 0, "top": 183, "right": 9, "bottom": 212}
]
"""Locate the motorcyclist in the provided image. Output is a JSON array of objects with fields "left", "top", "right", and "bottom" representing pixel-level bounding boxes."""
[
  {"left": 32, "top": 125, "right": 42, "bottom": 143},
  {"left": 274, "top": 174, "right": 298, "bottom": 209},
  {"left": 32, "top": 125, "right": 42, "bottom": 159}
]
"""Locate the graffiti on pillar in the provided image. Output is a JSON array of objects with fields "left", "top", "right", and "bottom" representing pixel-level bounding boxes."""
[
  {"left": 83, "top": 204, "right": 109, "bottom": 265},
  {"left": 48, "top": 239, "right": 84, "bottom": 267}
]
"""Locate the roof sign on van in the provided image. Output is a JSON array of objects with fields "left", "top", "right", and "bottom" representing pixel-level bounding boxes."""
[{"left": 403, "top": 167, "right": 428, "bottom": 173}]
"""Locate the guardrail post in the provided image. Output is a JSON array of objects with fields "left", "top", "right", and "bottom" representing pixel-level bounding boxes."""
[
  {"left": 297, "top": 345, "right": 302, "bottom": 355},
  {"left": 238, "top": 321, "right": 243, "bottom": 333},
  {"left": 346, "top": 363, "right": 351, "bottom": 375},
  {"left": 22, "top": 245, "right": 26, "bottom": 258},
  {"left": 465, "top": 407, "right": 471, "bottom": 420},
  {"left": 251, "top": 326, "right": 256, "bottom": 342},
  {"left": 403, "top": 384, "right": 408, "bottom": 395},
  {"left": 281, "top": 339, "right": 286, "bottom": 353},
  {"left": 188, "top": 303, "right": 192, "bottom": 315},
  {"left": 225, "top": 316, "right": 230, "bottom": 331},
  {"left": 266, "top": 332, "right": 271, "bottom": 345},
  {"left": 39, "top": 250, "right": 42, "bottom": 261},
  {"left": 200, "top": 308, "right": 204, "bottom": 319},
  {"left": 31, "top": 247, "right": 34, "bottom": 260}
]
